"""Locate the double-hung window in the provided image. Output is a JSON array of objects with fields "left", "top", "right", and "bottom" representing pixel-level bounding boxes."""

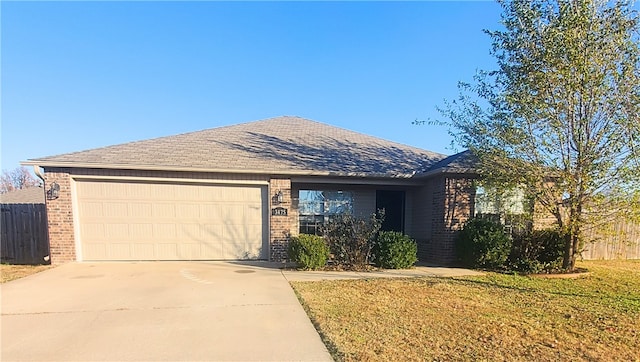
[{"left": 298, "top": 190, "right": 353, "bottom": 235}]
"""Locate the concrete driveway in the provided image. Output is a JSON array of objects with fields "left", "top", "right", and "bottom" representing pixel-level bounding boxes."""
[{"left": 1, "top": 262, "right": 333, "bottom": 362}]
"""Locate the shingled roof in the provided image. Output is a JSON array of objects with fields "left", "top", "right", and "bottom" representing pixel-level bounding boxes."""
[
  {"left": 24, "top": 116, "right": 452, "bottom": 178},
  {"left": 0, "top": 187, "right": 45, "bottom": 204},
  {"left": 415, "top": 150, "right": 478, "bottom": 177}
]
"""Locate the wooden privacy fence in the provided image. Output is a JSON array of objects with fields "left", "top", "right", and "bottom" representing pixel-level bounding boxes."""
[
  {"left": 1, "top": 204, "right": 50, "bottom": 265},
  {"left": 581, "top": 220, "right": 640, "bottom": 260}
]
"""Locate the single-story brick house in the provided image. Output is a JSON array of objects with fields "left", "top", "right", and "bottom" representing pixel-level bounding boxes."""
[{"left": 23, "top": 116, "right": 479, "bottom": 265}]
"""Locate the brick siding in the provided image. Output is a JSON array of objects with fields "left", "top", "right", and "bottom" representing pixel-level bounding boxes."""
[
  {"left": 269, "top": 178, "right": 293, "bottom": 261},
  {"left": 44, "top": 169, "right": 76, "bottom": 265},
  {"left": 425, "top": 175, "right": 476, "bottom": 265}
]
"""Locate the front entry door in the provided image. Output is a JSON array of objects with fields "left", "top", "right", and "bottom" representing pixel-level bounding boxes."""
[{"left": 376, "top": 190, "right": 405, "bottom": 233}]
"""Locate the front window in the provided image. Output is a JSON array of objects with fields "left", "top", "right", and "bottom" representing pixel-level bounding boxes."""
[
  {"left": 475, "top": 186, "right": 526, "bottom": 216},
  {"left": 475, "top": 186, "right": 530, "bottom": 234},
  {"left": 298, "top": 190, "right": 353, "bottom": 235}
]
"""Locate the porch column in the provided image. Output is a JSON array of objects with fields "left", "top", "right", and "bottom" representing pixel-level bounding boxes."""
[
  {"left": 44, "top": 169, "right": 76, "bottom": 265},
  {"left": 269, "top": 178, "right": 293, "bottom": 261}
]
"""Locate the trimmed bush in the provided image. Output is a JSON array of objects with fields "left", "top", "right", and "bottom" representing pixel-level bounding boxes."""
[
  {"left": 373, "top": 231, "right": 418, "bottom": 269},
  {"left": 322, "top": 211, "right": 384, "bottom": 270},
  {"left": 509, "top": 228, "right": 565, "bottom": 273},
  {"left": 456, "top": 218, "right": 512, "bottom": 270},
  {"left": 287, "top": 234, "right": 329, "bottom": 270}
]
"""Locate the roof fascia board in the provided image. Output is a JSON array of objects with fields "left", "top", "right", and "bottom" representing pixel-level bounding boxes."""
[
  {"left": 70, "top": 174, "right": 269, "bottom": 186},
  {"left": 22, "top": 161, "right": 418, "bottom": 179},
  {"left": 290, "top": 176, "right": 426, "bottom": 186},
  {"left": 414, "top": 168, "right": 479, "bottom": 179}
]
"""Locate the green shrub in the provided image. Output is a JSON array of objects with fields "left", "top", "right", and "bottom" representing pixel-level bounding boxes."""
[
  {"left": 287, "top": 234, "right": 329, "bottom": 270},
  {"left": 456, "top": 218, "right": 512, "bottom": 270},
  {"left": 373, "top": 231, "right": 418, "bottom": 269},
  {"left": 509, "top": 228, "right": 565, "bottom": 273},
  {"left": 322, "top": 211, "right": 384, "bottom": 270}
]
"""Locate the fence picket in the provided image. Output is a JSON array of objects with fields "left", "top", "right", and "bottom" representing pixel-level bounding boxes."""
[
  {"left": 0, "top": 204, "right": 50, "bottom": 265},
  {"left": 582, "top": 220, "right": 640, "bottom": 260}
]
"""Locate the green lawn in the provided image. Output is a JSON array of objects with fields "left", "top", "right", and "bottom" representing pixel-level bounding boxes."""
[
  {"left": 1, "top": 264, "right": 52, "bottom": 283},
  {"left": 291, "top": 260, "right": 640, "bottom": 362}
]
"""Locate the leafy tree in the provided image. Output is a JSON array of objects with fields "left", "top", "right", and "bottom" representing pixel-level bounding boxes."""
[
  {"left": 439, "top": 0, "right": 640, "bottom": 270},
  {"left": 0, "top": 167, "right": 40, "bottom": 193}
]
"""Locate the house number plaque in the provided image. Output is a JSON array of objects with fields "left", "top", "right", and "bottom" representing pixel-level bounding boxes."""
[{"left": 271, "top": 207, "right": 288, "bottom": 216}]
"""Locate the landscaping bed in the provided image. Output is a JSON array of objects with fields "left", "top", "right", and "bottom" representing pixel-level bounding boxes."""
[{"left": 291, "top": 260, "right": 640, "bottom": 361}]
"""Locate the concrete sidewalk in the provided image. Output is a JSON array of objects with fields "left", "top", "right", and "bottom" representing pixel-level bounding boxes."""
[{"left": 282, "top": 265, "right": 483, "bottom": 282}]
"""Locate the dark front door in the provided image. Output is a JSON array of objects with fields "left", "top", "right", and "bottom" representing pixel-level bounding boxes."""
[{"left": 376, "top": 190, "right": 405, "bottom": 233}]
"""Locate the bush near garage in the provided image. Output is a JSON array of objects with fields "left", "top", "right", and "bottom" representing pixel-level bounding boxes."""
[
  {"left": 287, "top": 234, "right": 330, "bottom": 270},
  {"left": 373, "top": 231, "right": 418, "bottom": 269}
]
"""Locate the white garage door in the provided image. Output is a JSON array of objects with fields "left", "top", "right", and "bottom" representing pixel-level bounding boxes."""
[{"left": 75, "top": 179, "right": 268, "bottom": 261}]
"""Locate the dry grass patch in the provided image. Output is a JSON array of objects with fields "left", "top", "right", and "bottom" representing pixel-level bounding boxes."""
[
  {"left": 1, "top": 264, "right": 52, "bottom": 283},
  {"left": 291, "top": 260, "right": 640, "bottom": 362}
]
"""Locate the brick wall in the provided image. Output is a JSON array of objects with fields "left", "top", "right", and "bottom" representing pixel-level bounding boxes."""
[
  {"left": 44, "top": 169, "right": 76, "bottom": 265},
  {"left": 411, "top": 182, "right": 434, "bottom": 260},
  {"left": 269, "top": 178, "right": 293, "bottom": 261},
  {"left": 426, "top": 175, "right": 476, "bottom": 265}
]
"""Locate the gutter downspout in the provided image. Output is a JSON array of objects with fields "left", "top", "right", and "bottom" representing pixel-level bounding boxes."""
[
  {"left": 32, "top": 165, "right": 51, "bottom": 264},
  {"left": 33, "top": 165, "right": 46, "bottom": 182}
]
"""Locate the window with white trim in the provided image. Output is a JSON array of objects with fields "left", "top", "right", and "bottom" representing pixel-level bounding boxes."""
[{"left": 298, "top": 190, "right": 353, "bottom": 235}]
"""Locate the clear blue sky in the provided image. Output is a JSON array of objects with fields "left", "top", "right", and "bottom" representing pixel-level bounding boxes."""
[{"left": 1, "top": 1, "right": 502, "bottom": 171}]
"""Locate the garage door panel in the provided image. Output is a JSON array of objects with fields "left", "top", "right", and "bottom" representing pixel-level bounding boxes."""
[
  {"left": 130, "top": 224, "right": 153, "bottom": 239},
  {"left": 245, "top": 224, "right": 263, "bottom": 240},
  {"left": 132, "top": 243, "right": 154, "bottom": 259},
  {"left": 176, "top": 204, "right": 200, "bottom": 218},
  {"left": 177, "top": 224, "right": 201, "bottom": 239},
  {"left": 82, "top": 223, "right": 105, "bottom": 240},
  {"left": 153, "top": 224, "right": 177, "bottom": 239},
  {"left": 156, "top": 243, "right": 178, "bottom": 259},
  {"left": 150, "top": 184, "right": 173, "bottom": 199},
  {"left": 245, "top": 204, "right": 262, "bottom": 219},
  {"left": 127, "top": 183, "right": 151, "bottom": 199},
  {"left": 110, "top": 243, "right": 132, "bottom": 259},
  {"left": 153, "top": 204, "right": 176, "bottom": 218},
  {"left": 104, "top": 183, "right": 127, "bottom": 196},
  {"left": 129, "top": 203, "right": 153, "bottom": 217},
  {"left": 76, "top": 180, "right": 267, "bottom": 261},
  {"left": 79, "top": 202, "right": 104, "bottom": 218},
  {"left": 103, "top": 203, "right": 128, "bottom": 218},
  {"left": 178, "top": 243, "right": 202, "bottom": 260},
  {"left": 201, "top": 242, "right": 223, "bottom": 259},
  {"left": 177, "top": 186, "right": 201, "bottom": 201},
  {"left": 83, "top": 243, "right": 107, "bottom": 260},
  {"left": 80, "top": 182, "right": 105, "bottom": 198},
  {"left": 246, "top": 242, "right": 262, "bottom": 259},
  {"left": 105, "top": 224, "right": 129, "bottom": 239},
  {"left": 223, "top": 240, "right": 246, "bottom": 260}
]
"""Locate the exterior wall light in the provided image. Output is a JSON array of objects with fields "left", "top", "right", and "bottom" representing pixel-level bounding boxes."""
[
  {"left": 47, "top": 182, "right": 60, "bottom": 200},
  {"left": 275, "top": 190, "right": 284, "bottom": 204}
]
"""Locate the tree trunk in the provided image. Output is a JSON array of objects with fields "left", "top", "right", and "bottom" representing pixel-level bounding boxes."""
[
  {"left": 562, "top": 232, "right": 575, "bottom": 270},
  {"left": 562, "top": 200, "right": 583, "bottom": 271}
]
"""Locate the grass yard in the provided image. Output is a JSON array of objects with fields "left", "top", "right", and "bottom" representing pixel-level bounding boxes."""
[
  {"left": 1, "top": 264, "right": 52, "bottom": 283},
  {"left": 291, "top": 260, "right": 640, "bottom": 362}
]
